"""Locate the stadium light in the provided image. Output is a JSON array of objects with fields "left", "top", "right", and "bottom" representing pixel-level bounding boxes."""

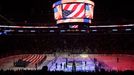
[
  {"left": 18, "top": 30, "right": 24, "bottom": 32},
  {"left": 30, "top": 30, "right": 36, "bottom": 32},
  {"left": 81, "top": 30, "right": 86, "bottom": 32},
  {"left": 125, "top": 28, "right": 132, "bottom": 31},
  {"left": 112, "top": 29, "right": 118, "bottom": 32},
  {"left": 50, "top": 30, "right": 55, "bottom": 32},
  {"left": 92, "top": 29, "right": 97, "bottom": 32},
  {"left": 60, "top": 30, "right": 65, "bottom": 32},
  {"left": 0, "top": 32, "right": 2, "bottom": 35}
]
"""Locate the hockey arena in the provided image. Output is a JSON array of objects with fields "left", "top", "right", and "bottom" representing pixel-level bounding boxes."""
[{"left": 0, "top": 0, "right": 134, "bottom": 75}]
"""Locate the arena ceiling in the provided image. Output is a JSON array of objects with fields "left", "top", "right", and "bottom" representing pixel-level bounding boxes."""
[{"left": 0, "top": 0, "right": 134, "bottom": 24}]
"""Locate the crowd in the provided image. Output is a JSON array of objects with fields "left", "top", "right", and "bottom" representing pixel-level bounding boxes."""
[
  {"left": 0, "top": 69, "right": 133, "bottom": 75},
  {"left": 0, "top": 33, "right": 134, "bottom": 57}
]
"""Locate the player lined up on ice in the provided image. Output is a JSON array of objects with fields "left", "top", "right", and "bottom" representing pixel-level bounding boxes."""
[
  {"left": 60, "top": 63, "right": 62, "bottom": 68},
  {"left": 72, "top": 60, "right": 76, "bottom": 72},
  {"left": 55, "top": 63, "right": 58, "bottom": 69},
  {"left": 55, "top": 63, "right": 63, "bottom": 69},
  {"left": 85, "top": 61, "right": 87, "bottom": 66},
  {"left": 93, "top": 58, "right": 97, "bottom": 64},
  {"left": 64, "top": 63, "right": 66, "bottom": 69},
  {"left": 117, "top": 57, "right": 119, "bottom": 63},
  {"left": 65, "top": 58, "right": 68, "bottom": 68}
]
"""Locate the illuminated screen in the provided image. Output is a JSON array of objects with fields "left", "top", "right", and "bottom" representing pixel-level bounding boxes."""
[
  {"left": 69, "top": 25, "right": 79, "bottom": 28},
  {"left": 62, "top": 3, "right": 85, "bottom": 19},
  {"left": 54, "top": 4, "right": 93, "bottom": 19},
  {"left": 53, "top": 0, "right": 94, "bottom": 24},
  {"left": 54, "top": 5, "right": 62, "bottom": 20},
  {"left": 57, "top": 18, "right": 91, "bottom": 24},
  {"left": 85, "top": 4, "right": 94, "bottom": 19},
  {"left": 62, "top": 0, "right": 91, "bottom": 3}
]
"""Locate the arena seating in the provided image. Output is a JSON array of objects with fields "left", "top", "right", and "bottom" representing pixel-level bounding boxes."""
[{"left": 0, "top": 69, "right": 134, "bottom": 75}]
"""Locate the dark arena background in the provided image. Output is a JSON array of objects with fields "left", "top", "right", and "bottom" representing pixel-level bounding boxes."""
[{"left": 0, "top": 0, "right": 134, "bottom": 75}]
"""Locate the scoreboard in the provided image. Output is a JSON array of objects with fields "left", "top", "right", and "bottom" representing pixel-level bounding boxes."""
[{"left": 53, "top": 0, "right": 94, "bottom": 24}]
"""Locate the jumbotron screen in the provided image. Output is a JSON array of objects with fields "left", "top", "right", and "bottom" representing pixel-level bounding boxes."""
[
  {"left": 53, "top": 0, "right": 94, "bottom": 24},
  {"left": 62, "top": 3, "right": 85, "bottom": 19}
]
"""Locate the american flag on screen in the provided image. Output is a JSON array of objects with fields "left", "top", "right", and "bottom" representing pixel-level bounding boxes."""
[
  {"left": 85, "top": 4, "right": 94, "bottom": 19},
  {"left": 71, "top": 25, "right": 78, "bottom": 28},
  {"left": 54, "top": 5, "right": 62, "bottom": 20},
  {"left": 62, "top": 4, "right": 85, "bottom": 18}
]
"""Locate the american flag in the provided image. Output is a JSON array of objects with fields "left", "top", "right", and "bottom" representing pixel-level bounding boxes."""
[
  {"left": 71, "top": 25, "right": 78, "bottom": 28},
  {"left": 62, "top": 3, "right": 85, "bottom": 18},
  {"left": 85, "top": 4, "right": 94, "bottom": 19},
  {"left": 54, "top": 5, "right": 62, "bottom": 20}
]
